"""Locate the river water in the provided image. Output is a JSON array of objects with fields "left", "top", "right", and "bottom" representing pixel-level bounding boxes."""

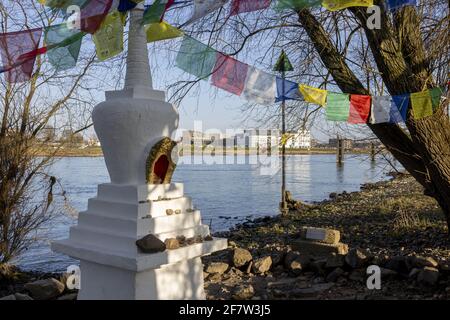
[{"left": 14, "top": 154, "right": 397, "bottom": 272}]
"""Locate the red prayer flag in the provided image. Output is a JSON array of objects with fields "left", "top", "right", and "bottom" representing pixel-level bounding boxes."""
[
  {"left": 0, "top": 28, "right": 43, "bottom": 83},
  {"left": 348, "top": 94, "right": 371, "bottom": 124},
  {"left": 81, "top": 0, "right": 113, "bottom": 34},
  {"left": 230, "top": 0, "right": 271, "bottom": 16},
  {"left": 211, "top": 53, "right": 249, "bottom": 96}
]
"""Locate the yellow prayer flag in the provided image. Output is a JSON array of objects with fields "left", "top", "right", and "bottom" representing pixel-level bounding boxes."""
[
  {"left": 299, "top": 84, "right": 328, "bottom": 106},
  {"left": 322, "top": 0, "right": 374, "bottom": 11},
  {"left": 145, "top": 21, "right": 183, "bottom": 43},
  {"left": 410, "top": 91, "right": 433, "bottom": 119},
  {"left": 92, "top": 11, "right": 124, "bottom": 61}
]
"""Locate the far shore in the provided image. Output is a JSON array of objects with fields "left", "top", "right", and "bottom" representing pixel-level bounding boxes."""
[{"left": 36, "top": 146, "right": 376, "bottom": 158}]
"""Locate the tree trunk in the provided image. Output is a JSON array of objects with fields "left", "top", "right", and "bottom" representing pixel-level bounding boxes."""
[{"left": 297, "top": 7, "right": 450, "bottom": 230}]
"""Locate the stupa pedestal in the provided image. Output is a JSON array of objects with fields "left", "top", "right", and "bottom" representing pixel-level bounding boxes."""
[{"left": 51, "top": 6, "right": 227, "bottom": 300}]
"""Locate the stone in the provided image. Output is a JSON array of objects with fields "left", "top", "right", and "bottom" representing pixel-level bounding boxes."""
[
  {"left": 136, "top": 234, "right": 166, "bottom": 254},
  {"left": 291, "top": 239, "right": 348, "bottom": 257},
  {"left": 252, "top": 256, "right": 272, "bottom": 274},
  {"left": 14, "top": 293, "right": 33, "bottom": 300},
  {"left": 380, "top": 268, "right": 398, "bottom": 280},
  {"left": 290, "top": 283, "right": 334, "bottom": 298},
  {"left": 164, "top": 238, "right": 180, "bottom": 250},
  {"left": 384, "top": 256, "right": 409, "bottom": 274},
  {"left": 231, "top": 284, "right": 255, "bottom": 300},
  {"left": 326, "top": 267, "right": 344, "bottom": 282},
  {"left": 231, "top": 248, "right": 252, "bottom": 268},
  {"left": 175, "top": 209, "right": 181, "bottom": 214},
  {"left": 345, "top": 248, "right": 369, "bottom": 269},
  {"left": 206, "top": 262, "right": 229, "bottom": 275},
  {"left": 246, "top": 261, "right": 253, "bottom": 274},
  {"left": 176, "top": 235, "right": 186, "bottom": 245},
  {"left": 409, "top": 268, "right": 421, "bottom": 279},
  {"left": 408, "top": 256, "right": 438, "bottom": 269},
  {"left": 310, "top": 259, "right": 327, "bottom": 275},
  {"left": 417, "top": 267, "right": 439, "bottom": 286},
  {"left": 57, "top": 293, "right": 78, "bottom": 301},
  {"left": 0, "top": 294, "right": 16, "bottom": 300},
  {"left": 326, "top": 253, "right": 345, "bottom": 269},
  {"left": 284, "top": 252, "right": 310, "bottom": 275},
  {"left": 270, "top": 251, "right": 285, "bottom": 266},
  {"left": 204, "top": 235, "right": 213, "bottom": 241},
  {"left": 166, "top": 209, "right": 174, "bottom": 215},
  {"left": 348, "top": 269, "right": 365, "bottom": 283},
  {"left": 24, "top": 278, "right": 65, "bottom": 300},
  {"left": 299, "top": 227, "right": 340, "bottom": 244}
]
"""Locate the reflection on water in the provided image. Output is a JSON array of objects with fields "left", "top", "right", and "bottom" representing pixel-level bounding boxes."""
[{"left": 15, "top": 154, "right": 398, "bottom": 272}]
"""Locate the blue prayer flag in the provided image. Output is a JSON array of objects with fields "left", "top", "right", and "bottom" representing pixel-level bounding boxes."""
[
  {"left": 386, "top": 0, "right": 417, "bottom": 12},
  {"left": 391, "top": 93, "right": 410, "bottom": 122},
  {"left": 118, "top": 0, "right": 138, "bottom": 12},
  {"left": 276, "top": 77, "right": 303, "bottom": 102}
]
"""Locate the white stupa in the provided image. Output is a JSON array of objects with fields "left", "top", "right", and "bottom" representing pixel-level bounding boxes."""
[{"left": 52, "top": 5, "right": 227, "bottom": 300}]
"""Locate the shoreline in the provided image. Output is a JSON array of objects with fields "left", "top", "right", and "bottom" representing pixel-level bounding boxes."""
[{"left": 4, "top": 173, "right": 448, "bottom": 300}]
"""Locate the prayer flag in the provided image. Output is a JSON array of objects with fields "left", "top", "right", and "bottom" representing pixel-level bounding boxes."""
[
  {"left": 371, "top": 96, "right": 391, "bottom": 124},
  {"left": 145, "top": 21, "right": 183, "bottom": 42},
  {"left": 410, "top": 91, "right": 433, "bottom": 119},
  {"left": 45, "top": 24, "right": 84, "bottom": 71},
  {"left": 229, "top": 0, "right": 271, "bottom": 16},
  {"left": 80, "top": 0, "right": 113, "bottom": 34},
  {"left": 92, "top": 11, "right": 124, "bottom": 61},
  {"left": 242, "top": 66, "right": 277, "bottom": 105},
  {"left": 430, "top": 87, "right": 443, "bottom": 111},
  {"left": 326, "top": 93, "right": 350, "bottom": 121},
  {"left": 187, "top": 0, "right": 229, "bottom": 24},
  {"left": 385, "top": 0, "right": 417, "bottom": 12},
  {"left": 299, "top": 84, "right": 327, "bottom": 106},
  {"left": 276, "top": 78, "right": 303, "bottom": 102},
  {"left": 142, "top": 0, "right": 175, "bottom": 25},
  {"left": 176, "top": 36, "right": 217, "bottom": 79},
  {"left": 0, "top": 28, "right": 43, "bottom": 83},
  {"left": 391, "top": 93, "right": 409, "bottom": 122},
  {"left": 275, "top": 0, "right": 322, "bottom": 10},
  {"left": 211, "top": 53, "right": 248, "bottom": 96},
  {"left": 348, "top": 94, "right": 370, "bottom": 124},
  {"left": 118, "top": 0, "right": 142, "bottom": 12},
  {"left": 322, "top": 0, "right": 373, "bottom": 11},
  {"left": 38, "top": 0, "right": 89, "bottom": 9}
]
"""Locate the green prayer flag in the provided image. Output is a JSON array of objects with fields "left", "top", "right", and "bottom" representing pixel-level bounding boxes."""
[
  {"left": 175, "top": 36, "right": 217, "bottom": 80},
  {"left": 430, "top": 87, "right": 443, "bottom": 111},
  {"left": 273, "top": 50, "right": 293, "bottom": 72},
  {"left": 326, "top": 92, "right": 350, "bottom": 121},
  {"left": 275, "top": 0, "right": 322, "bottom": 11},
  {"left": 45, "top": 24, "right": 84, "bottom": 71}
]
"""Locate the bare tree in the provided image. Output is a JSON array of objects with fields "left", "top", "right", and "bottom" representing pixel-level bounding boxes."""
[
  {"left": 163, "top": 1, "right": 450, "bottom": 230},
  {"left": 0, "top": 0, "right": 120, "bottom": 266}
]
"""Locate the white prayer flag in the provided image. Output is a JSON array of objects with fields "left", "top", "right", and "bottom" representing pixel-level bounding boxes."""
[
  {"left": 187, "top": 0, "right": 229, "bottom": 24},
  {"left": 242, "top": 66, "right": 277, "bottom": 105},
  {"left": 371, "top": 96, "right": 392, "bottom": 124}
]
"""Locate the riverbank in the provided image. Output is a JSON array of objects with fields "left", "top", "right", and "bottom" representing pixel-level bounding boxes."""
[
  {"left": 2, "top": 173, "right": 448, "bottom": 300},
  {"left": 35, "top": 146, "right": 374, "bottom": 157}
]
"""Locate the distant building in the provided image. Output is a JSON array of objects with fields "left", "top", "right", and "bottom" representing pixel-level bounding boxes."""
[
  {"left": 329, "top": 138, "right": 353, "bottom": 150},
  {"left": 181, "top": 130, "right": 222, "bottom": 146},
  {"left": 284, "top": 130, "right": 311, "bottom": 149},
  {"left": 38, "top": 126, "right": 56, "bottom": 142}
]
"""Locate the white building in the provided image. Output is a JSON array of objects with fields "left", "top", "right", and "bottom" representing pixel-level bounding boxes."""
[{"left": 284, "top": 130, "right": 312, "bottom": 149}]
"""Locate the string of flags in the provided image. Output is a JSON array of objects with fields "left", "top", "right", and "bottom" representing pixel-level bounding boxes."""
[{"left": 1, "top": 0, "right": 446, "bottom": 125}]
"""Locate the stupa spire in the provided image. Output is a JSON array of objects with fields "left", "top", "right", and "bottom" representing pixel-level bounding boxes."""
[{"left": 124, "top": 3, "right": 152, "bottom": 89}]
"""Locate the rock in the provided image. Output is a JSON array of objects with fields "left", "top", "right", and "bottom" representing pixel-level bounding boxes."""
[
  {"left": 206, "top": 262, "right": 229, "bottom": 275},
  {"left": 166, "top": 209, "right": 174, "bottom": 215},
  {"left": 174, "top": 209, "right": 181, "bottom": 215},
  {"left": 231, "top": 284, "right": 255, "bottom": 300},
  {"left": 270, "top": 251, "right": 285, "bottom": 266},
  {"left": 329, "top": 192, "right": 337, "bottom": 199},
  {"left": 246, "top": 261, "right": 253, "bottom": 274},
  {"left": 252, "top": 256, "right": 272, "bottom": 274},
  {"left": 291, "top": 240, "right": 348, "bottom": 257},
  {"left": 284, "top": 252, "right": 310, "bottom": 275},
  {"left": 231, "top": 248, "right": 252, "bottom": 268},
  {"left": 380, "top": 268, "right": 398, "bottom": 280},
  {"left": 310, "top": 259, "right": 326, "bottom": 275},
  {"left": 409, "top": 268, "right": 421, "bottom": 279},
  {"left": 57, "top": 293, "right": 78, "bottom": 301},
  {"left": 136, "top": 234, "right": 166, "bottom": 253},
  {"left": 24, "top": 278, "right": 65, "bottom": 300},
  {"left": 164, "top": 238, "right": 180, "bottom": 250},
  {"left": 0, "top": 294, "right": 16, "bottom": 300},
  {"left": 208, "top": 273, "right": 222, "bottom": 282},
  {"left": 204, "top": 235, "right": 213, "bottom": 241},
  {"left": 417, "top": 267, "right": 439, "bottom": 286},
  {"left": 348, "top": 269, "right": 365, "bottom": 283},
  {"left": 14, "top": 293, "right": 33, "bottom": 300},
  {"left": 176, "top": 235, "right": 186, "bottom": 245},
  {"left": 384, "top": 256, "right": 409, "bottom": 274},
  {"left": 299, "top": 227, "right": 341, "bottom": 244},
  {"left": 345, "top": 248, "right": 369, "bottom": 269},
  {"left": 408, "top": 256, "right": 438, "bottom": 269},
  {"left": 326, "top": 268, "right": 344, "bottom": 282},
  {"left": 326, "top": 253, "right": 345, "bottom": 269}
]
